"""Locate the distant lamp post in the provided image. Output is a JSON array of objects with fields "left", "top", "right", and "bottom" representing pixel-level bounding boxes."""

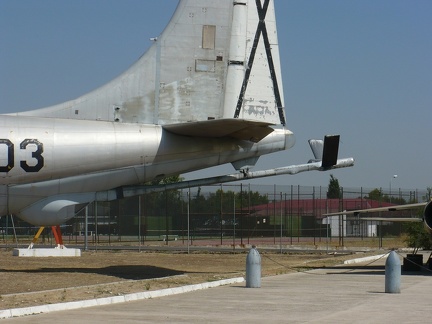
[{"left": 390, "top": 175, "right": 398, "bottom": 202}]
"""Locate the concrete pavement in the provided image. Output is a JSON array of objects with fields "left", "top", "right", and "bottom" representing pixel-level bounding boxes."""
[{"left": 3, "top": 252, "right": 432, "bottom": 323}]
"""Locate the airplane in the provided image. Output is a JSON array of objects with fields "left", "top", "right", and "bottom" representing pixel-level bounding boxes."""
[
  {"left": 0, "top": 0, "right": 354, "bottom": 245},
  {"left": 323, "top": 201, "right": 432, "bottom": 233}
]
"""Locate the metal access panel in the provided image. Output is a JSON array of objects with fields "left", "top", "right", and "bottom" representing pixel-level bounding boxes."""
[{"left": 202, "top": 25, "right": 216, "bottom": 49}]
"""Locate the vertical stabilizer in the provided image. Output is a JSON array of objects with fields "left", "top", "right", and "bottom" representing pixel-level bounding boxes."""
[
  {"left": 229, "top": 0, "right": 286, "bottom": 126},
  {"left": 16, "top": 0, "right": 286, "bottom": 128}
]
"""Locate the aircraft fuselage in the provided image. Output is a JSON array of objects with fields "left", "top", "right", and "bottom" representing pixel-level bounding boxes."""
[{"left": 0, "top": 115, "right": 294, "bottom": 220}]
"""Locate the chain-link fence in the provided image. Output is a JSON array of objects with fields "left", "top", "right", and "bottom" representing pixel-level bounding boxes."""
[{"left": 1, "top": 185, "right": 429, "bottom": 249}]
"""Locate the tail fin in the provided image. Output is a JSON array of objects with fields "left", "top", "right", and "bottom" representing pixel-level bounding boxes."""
[
  {"left": 18, "top": 0, "right": 286, "bottom": 128},
  {"left": 308, "top": 135, "right": 341, "bottom": 169}
]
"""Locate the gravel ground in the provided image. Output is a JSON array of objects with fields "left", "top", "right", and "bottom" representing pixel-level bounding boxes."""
[{"left": 0, "top": 248, "right": 374, "bottom": 310}]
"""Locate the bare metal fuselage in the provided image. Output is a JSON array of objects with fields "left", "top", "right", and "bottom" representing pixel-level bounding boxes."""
[{"left": 0, "top": 114, "right": 293, "bottom": 224}]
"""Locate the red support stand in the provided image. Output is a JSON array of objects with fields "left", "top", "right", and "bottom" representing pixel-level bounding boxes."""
[{"left": 51, "top": 225, "right": 64, "bottom": 248}]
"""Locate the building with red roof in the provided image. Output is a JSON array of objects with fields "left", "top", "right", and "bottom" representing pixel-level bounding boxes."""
[{"left": 241, "top": 199, "right": 412, "bottom": 238}]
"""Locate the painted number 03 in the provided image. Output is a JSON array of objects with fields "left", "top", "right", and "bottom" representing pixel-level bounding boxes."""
[{"left": 0, "top": 139, "right": 44, "bottom": 172}]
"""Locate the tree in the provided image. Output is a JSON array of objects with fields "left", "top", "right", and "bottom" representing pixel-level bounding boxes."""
[
  {"left": 403, "top": 221, "right": 432, "bottom": 253},
  {"left": 150, "top": 174, "right": 184, "bottom": 186},
  {"left": 364, "top": 188, "right": 406, "bottom": 204},
  {"left": 142, "top": 175, "right": 184, "bottom": 235},
  {"left": 403, "top": 187, "right": 432, "bottom": 253},
  {"left": 327, "top": 174, "right": 341, "bottom": 199},
  {"left": 189, "top": 188, "right": 269, "bottom": 228},
  {"left": 365, "top": 188, "right": 383, "bottom": 201}
]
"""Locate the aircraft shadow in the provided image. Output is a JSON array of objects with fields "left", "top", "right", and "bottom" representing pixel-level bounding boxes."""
[{"left": 0, "top": 265, "right": 185, "bottom": 280}]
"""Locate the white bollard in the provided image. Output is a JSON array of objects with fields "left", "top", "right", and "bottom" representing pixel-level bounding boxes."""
[
  {"left": 246, "top": 245, "right": 261, "bottom": 288},
  {"left": 385, "top": 250, "right": 401, "bottom": 293}
]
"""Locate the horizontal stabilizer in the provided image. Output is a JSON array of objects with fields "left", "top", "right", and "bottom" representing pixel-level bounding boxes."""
[
  {"left": 308, "top": 139, "right": 324, "bottom": 162},
  {"left": 163, "top": 119, "right": 274, "bottom": 143}
]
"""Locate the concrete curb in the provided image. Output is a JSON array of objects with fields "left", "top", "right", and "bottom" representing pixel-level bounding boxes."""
[
  {"left": 0, "top": 277, "right": 245, "bottom": 319},
  {"left": 343, "top": 254, "right": 387, "bottom": 265}
]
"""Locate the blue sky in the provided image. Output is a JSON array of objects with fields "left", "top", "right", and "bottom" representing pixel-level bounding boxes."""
[{"left": 0, "top": 0, "right": 431, "bottom": 191}]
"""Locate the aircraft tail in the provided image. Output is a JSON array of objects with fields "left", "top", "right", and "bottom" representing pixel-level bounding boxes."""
[{"left": 16, "top": 0, "right": 286, "bottom": 135}]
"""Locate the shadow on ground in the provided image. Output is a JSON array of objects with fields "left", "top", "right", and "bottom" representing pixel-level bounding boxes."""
[{"left": 0, "top": 265, "right": 184, "bottom": 280}]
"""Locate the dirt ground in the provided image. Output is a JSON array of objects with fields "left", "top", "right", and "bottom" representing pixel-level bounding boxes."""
[{"left": 0, "top": 247, "right": 378, "bottom": 311}]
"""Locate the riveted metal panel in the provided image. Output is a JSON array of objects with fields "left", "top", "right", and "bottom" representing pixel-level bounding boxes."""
[{"left": 202, "top": 25, "right": 216, "bottom": 49}]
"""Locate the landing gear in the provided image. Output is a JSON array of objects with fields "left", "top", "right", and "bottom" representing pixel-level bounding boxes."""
[
  {"left": 51, "top": 225, "right": 65, "bottom": 249},
  {"left": 28, "top": 226, "right": 44, "bottom": 249},
  {"left": 27, "top": 225, "right": 65, "bottom": 249}
]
